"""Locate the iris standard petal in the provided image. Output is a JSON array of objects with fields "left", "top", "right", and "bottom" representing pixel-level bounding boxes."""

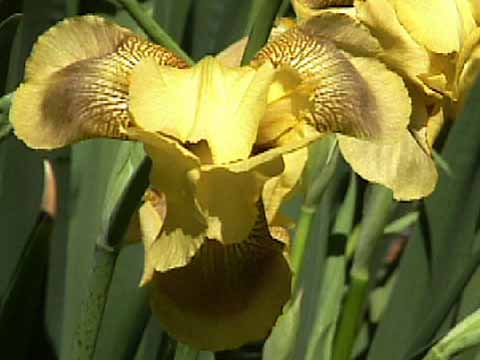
[{"left": 129, "top": 56, "right": 275, "bottom": 164}]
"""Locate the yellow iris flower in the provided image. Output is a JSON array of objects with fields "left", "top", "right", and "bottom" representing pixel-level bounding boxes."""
[
  {"left": 292, "top": 0, "right": 480, "bottom": 199},
  {"left": 11, "top": 13, "right": 420, "bottom": 349}
]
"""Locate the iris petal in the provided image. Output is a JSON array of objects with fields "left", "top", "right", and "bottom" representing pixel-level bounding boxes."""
[{"left": 11, "top": 15, "right": 187, "bottom": 149}]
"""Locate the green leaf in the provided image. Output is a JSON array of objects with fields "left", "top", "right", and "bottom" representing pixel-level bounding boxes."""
[
  {"left": 153, "top": 0, "right": 192, "bottom": 42},
  {"left": 241, "top": 0, "right": 285, "bottom": 64},
  {"left": 305, "top": 255, "right": 346, "bottom": 360},
  {"left": 0, "top": 13, "right": 22, "bottom": 92},
  {"left": 0, "top": 212, "right": 53, "bottom": 358},
  {"left": 0, "top": 0, "right": 47, "bottom": 340},
  {"left": 332, "top": 172, "right": 358, "bottom": 236},
  {"left": 423, "top": 309, "right": 480, "bottom": 360},
  {"left": 264, "top": 157, "right": 349, "bottom": 360},
  {"left": 383, "top": 211, "right": 419, "bottom": 235},
  {"left": 93, "top": 245, "right": 150, "bottom": 360},
  {"left": 369, "top": 79, "right": 480, "bottom": 360},
  {"left": 263, "top": 293, "right": 302, "bottom": 360},
  {"left": 134, "top": 316, "right": 176, "bottom": 360},
  {"left": 369, "top": 272, "right": 398, "bottom": 324},
  {"left": 188, "top": 0, "right": 256, "bottom": 60},
  {"left": 4, "top": 2, "right": 70, "bottom": 356},
  {"left": 67, "top": 141, "right": 150, "bottom": 359},
  {"left": 174, "top": 343, "right": 214, "bottom": 360},
  {"left": 59, "top": 141, "right": 124, "bottom": 359}
]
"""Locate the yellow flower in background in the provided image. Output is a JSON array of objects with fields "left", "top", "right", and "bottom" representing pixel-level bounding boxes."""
[
  {"left": 353, "top": 0, "right": 480, "bottom": 103},
  {"left": 297, "top": 1, "right": 480, "bottom": 138},
  {"left": 11, "top": 11, "right": 425, "bottom": 349},
  {"left": 290, "top": 0, "right": 480, "bottom": 198}
]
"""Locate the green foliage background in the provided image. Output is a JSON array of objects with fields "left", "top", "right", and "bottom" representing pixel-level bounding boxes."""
[{"left": 1, "top": 1, "right": 480, "bottom": 359}]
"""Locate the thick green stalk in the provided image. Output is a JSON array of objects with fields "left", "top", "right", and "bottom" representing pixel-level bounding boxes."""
[
  {"left": 292, "top": 143, "right": 339, "bottom": 287},
  {"left": 332, "top": 185, "right": 394, "bottom": 360},
  {"left": 116, "top": 0, "right": 194, "bottom": 65},
  {"left": 331, "top": 270, "right": 369, "bottom": 360},
  {"left": 70, "top": 157, "right": 150, "bottom": 359}
]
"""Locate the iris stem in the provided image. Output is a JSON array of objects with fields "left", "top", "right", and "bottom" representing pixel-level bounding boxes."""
[
  {"left": 292, "top": 142, "right": 339, "bottom": 288},
  {"left": 116, "top": 0, "right": 194, "bottom": 65},
  {"left": 71, "top": 157, "right": 150, "bottom": 359},
  {"left": 332, "top": 185, "right": 394, "bottom": 360},
  {"left": 71, "top": 247, "right": 119, "bottom": 359}
]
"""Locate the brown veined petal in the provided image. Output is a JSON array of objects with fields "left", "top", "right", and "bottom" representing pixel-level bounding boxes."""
[
  {"left": 337, "top": 57, "right": 432, "bottom": 200},
  {"left": 148, "top": 204, "right": 292, "bottom": 351},
  {"left": 298, "top": 12, "right": 382, "bottom": 58},
  {"left": 251, "top": 28, "right": 380, "bottom": 140},
  {"left": 348, "top": 57, "right": 411, "bottom": 141},
  {"left": 11, "top": 15, "right": 187, "bottom": 149},
  {"left": 296, "top": 0, "right": 353, "bottom": 7},
  {"left": 337, "top": 57, "right": 435, "bottom": 200},
  {"left": 338, "top": 131, "right": 438, "bottom": 200}
]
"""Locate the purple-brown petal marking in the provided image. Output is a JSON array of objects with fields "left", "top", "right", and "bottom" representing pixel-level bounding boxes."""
[
  {"left": 298, "top": 0, "right": 353, "bottom": 8},
  {"left": 251, "top": 28, "right": 380, "bottom": 139},
  {"left": 11, "top": 16, "right": 188, "bottom": 149}
]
